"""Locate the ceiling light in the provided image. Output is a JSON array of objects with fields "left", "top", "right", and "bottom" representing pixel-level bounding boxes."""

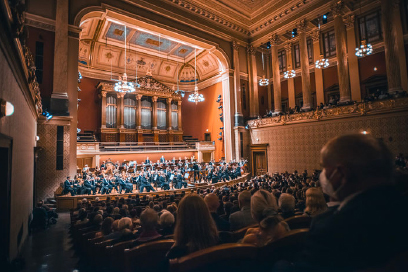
[
  {"left": 188, "top": 49, "right": 204, "bottom": 104},
  {"left": 315, "top": 55, "right": 329, "bottom": 69},
  {"left": 283, "top": 69, "right": 296, "bottom": 79},
  {"left": 114, "top": 73, "right": 135, "bottom": 93},
  {"left": 355, "top": 40, "right": 373, "bottom": 58},
  {"left": 259, "top": 75, "right": 269, "bottom": 86}
]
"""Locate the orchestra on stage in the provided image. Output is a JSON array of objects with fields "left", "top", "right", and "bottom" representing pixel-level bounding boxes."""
[{"left": 62, "top": 156, "right": 248, "bottom": 196}]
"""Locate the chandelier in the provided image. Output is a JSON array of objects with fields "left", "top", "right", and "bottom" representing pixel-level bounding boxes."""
[
  {"left": 115, "top": 24, "right": 136, "bottom": 93},
  {"left": 284, "top": 69, "right": 296, "bottom": 79},
  {"left": 259, "top": 52, "right": 269, "bottom": 86},
  {"left": 114, "top": 73, "right": 135, "bottom": 93},
  {"left": 188, "top": 48, "right": 204, "bottom": 103},
  {"left": 315, "top": 54, "right": 329, "bottom": 69},
  {"left": 259, "top": 75, "right": 269, "bottom": 86},
  {"left": 188, "top": 86, "right": 204, "bottom": 104},
  {"left": 355, "top": 40, "right": 373, "bottom": 58}
]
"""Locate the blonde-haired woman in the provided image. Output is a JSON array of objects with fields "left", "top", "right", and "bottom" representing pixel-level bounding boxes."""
[
  {"left": 304, "top": 187, "right": 328, "bottom": 217},
  {"left": 166, "top": 194, "right": 218, "bottom": 259},
  {"left": 242, "top": 189, "right": 289, "bottom": 247}
]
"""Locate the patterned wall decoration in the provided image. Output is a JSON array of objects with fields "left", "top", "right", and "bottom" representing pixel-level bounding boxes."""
[
  {"left": 250, "top": 112, "right": 408, "bottom": 174},
  {"left": 36, "top": 123, "right": 71, "bottom": 201},
  {"left": 179, "top": 65, "right": 198, "bottom": 82},
  {"left": 197, "top": 53, "right": 219, "bottom": 78}
]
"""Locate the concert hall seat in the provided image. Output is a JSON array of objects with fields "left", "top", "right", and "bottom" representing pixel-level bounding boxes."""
[
  {"left": 124, "top": 239, "right": 174, "bottom": 272},
  {"left": 218, "top": 231, "right": 234, "bottom": 244},
  {"left": 106, "top": 239, "right": 136, "bottom": 272},
  {"left": 232, "top": 224, "right": 258, "bottom": 242},
  {"left": 91, "top": 239, "right": 114, "bottom": 268},
  {"left": 283, "top": 215, "right": 312, "bottom": 229},
  {"left": 257, "top": 228, "right": 309, "bottom": 266},
  {"left": 169, "top": 243, "right": 258, "bottom": 272}
]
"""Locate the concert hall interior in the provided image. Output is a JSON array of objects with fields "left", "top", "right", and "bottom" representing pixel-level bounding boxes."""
[{"left": 1, "top": 0, "right": 408, "bottom": 271}]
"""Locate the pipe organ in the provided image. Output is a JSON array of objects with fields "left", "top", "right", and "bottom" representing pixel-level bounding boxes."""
[{"left": 98, "top": 76, "right": 183, "bottom": 142}]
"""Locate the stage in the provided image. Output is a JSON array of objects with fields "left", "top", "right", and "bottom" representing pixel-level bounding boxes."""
[{"left": 56, "top": 174, "right": 249, "bottom": 211}]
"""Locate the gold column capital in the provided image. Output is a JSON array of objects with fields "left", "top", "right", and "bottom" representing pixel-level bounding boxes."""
[{"left": 269, "top": 33, "right": 280, "bottom": 46}]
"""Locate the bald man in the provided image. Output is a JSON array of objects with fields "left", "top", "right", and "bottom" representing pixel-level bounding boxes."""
[
  {"left": 204, "top": 193, "right": 230, "bottom": 231},
  {"left": 297, "top": 134, "right": 408, "bottom": 271}
]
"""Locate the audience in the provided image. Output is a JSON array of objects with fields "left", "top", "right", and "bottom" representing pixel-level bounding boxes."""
[
  {"left": 278, "top": 193, "right": 296, "bottom": 219},
  {"left": 166, "top": 194, "right": 219, "bottom": 259},
  {"left": 159, "top": 211, "right": 175, "bottom": 236},
  {"left": 229, "top": 190, "right": 256, "bottom": 231},
  {"left": 242, "top": 189, "right": 289, "bottom": 246},
  {"left": 204, "top": 193, "right": 230, "bottom": 231},
  {"left": 296, "top": 134, "right": 408, "bottom": 271},
  {"left": 133, "top": 208, "right": 162, "bottom": 245},
  {"left": 303, "top": 188, "right": 327, "bottom": 217},
  {"left": 95, "top": 217, "right": 114, "bottom": 238}
]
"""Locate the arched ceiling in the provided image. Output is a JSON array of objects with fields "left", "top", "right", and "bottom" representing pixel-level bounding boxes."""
[{"left": 78, "top": 12, "right": 224, "bottom": 86}]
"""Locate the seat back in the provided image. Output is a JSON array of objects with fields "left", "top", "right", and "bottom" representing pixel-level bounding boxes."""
[
  {"left": 124, "top": 239, "right": 174, "bottom": 272},
  {"left": 106, "top": 239, "right": 136, "bottom": 272},
  {"left": 169, "top": 243, "right": 258, "bottom": 272},
  {"left": 218, "top": 231, "right": 234, "bottom": 244},
  {"left": 232, "top": 224, "right": 258, "bottom": 242},
  {"left": 283, "top": 215, "right": 312, "bottom": 229},
  {"left": 257, "top": 228, "right": 309, "bottom": 264}
]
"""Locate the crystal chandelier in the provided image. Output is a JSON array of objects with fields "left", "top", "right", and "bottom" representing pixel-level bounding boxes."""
[
  {"left": 115, "top": 25, "right": 135, "bottom": 93},
  {"left": 258, "top": 52, "right": 269, "bottom": 86},
  {"left": 114, "top": 73, "right": 135, "bottom": 93},
  {"left": 188, "top": 48, "right": 204, "bottom": 103},
  {"left": 188, "top": 86, "right": 205, "bottom": 104},
  {"left": 355, "top": 40, "right": 373, "bottom": 58},
  {"left": 315, "top": 54, "right": 329, "bottom": 69},
  {"left": 284, "top": 69, "right": 296, "bottom": 79},
  {"left": 259, "top": 75, "right": 269, "bottom": 86}
]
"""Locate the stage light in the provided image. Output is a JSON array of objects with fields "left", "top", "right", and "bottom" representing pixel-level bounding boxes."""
[
  {"left": 219, "top": 112, "right": 223, "bottom": 117},
  {"left": 219, "top": 132, "right": 222, "bottom": 136},
  {"left": 42, "top": 110, "right": 53, "bottom": 120},
  {"left": 292, "top": 28, "right": 297, "bottom": 38},
  {"left": 218, "top": 137, "right": 223, "bottom": 141},
  {"left": 218, "top": 105, "right": 223, "bottom": 109},
  {"left": 362, "top": 130, "right": 367, "bottom": 135},
  {"left": 266, "top": 41, "right": 271, "bottom": 49},
  {"left": 220, "top": 127, "right": 224, "bottom": 130},
  {"left": 36, "top": 136, "right": 40, "bottom": 141},
  {"left": 322, "top": 14, "right": 328, "bottom": 24},
  {"left": 245, "top": 125, "right": 249, "bottom": 129},
  {"left": 220, "top": 117, "right": 223, "bottom": 122}
]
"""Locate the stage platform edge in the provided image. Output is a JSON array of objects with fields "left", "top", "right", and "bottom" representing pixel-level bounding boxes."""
[{"left": 56, "top": 174, "right": 249, "bottom": 211}]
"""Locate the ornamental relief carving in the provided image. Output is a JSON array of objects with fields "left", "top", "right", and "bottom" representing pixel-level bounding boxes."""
[{"left": 248, "top": 98, "right": 408, "bottom": 128}]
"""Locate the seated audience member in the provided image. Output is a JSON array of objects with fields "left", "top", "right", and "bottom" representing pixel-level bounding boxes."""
[
  {"left": 133, "top": 208, "right": 162, "bottom": 244},
  {"left": 95, "top": 217, "right": 114, "bottom": 238},
  {"left": 75, "top": 209, "right": 89, "bottom": 226},
  {"left": 166, "top": 194, "right": 219, "bottom": 259},
  {"left": 204, "top": 193, "right": 230, "bottom": 231},
  {"left": 242, "top": 190, "right": 289, "bottom": 246},
  {"left": 297, "top": 134, "right": 408, "bottom": 271},
  {"left": 92, "top": 214, "right": 104, "bottom": 228},
  {"left": 159, "top": 211, "right": 175, "bottom": 236},
  {"left": 229, "top": 190, "right": 257, "bottom": 231},
  {"left": 278, "top": 193, "right": 296, "bottom": 219},
  {"left": 31, "top": 201, "right": 49, "bottom": 230},
  {"left": 103, "top": 219, "right": 121, "bottom": 240},
  {"left": 303, "top": 188, "right": 327, "bottom": 217},
  {"left": 114, "top": 217, "right": 137, "bottom": 243}
]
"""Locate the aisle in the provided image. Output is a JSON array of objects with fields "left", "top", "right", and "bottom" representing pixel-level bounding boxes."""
[{"left": 17, "top": 212, "right": 81, "bottom": 272}]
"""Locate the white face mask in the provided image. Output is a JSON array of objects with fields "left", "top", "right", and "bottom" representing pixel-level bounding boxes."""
[{"left": 319, "top": 169, "right": 337, "bottom": 198}]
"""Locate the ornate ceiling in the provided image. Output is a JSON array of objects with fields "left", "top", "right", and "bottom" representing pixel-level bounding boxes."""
[{"left": 78, "top": 14, "right": 223, "bottom": 86}]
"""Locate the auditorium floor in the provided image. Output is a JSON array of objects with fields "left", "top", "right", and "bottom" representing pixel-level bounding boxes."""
[{"left": 18, "top": 212, "right": 81, "bottom": 272}]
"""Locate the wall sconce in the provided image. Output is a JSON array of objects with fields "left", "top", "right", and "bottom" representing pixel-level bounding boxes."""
[{"left": 0, "top": 99, "right": 14, "bottom": 117}]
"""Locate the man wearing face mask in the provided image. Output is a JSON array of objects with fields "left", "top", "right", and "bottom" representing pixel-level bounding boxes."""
[{"left": 295, "top": 134, "right": 408, "bottom": 272}]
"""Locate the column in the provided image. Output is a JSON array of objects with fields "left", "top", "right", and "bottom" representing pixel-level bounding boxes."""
[
  {"left": 152, "top": 96, "right": 158, "bottom": 130},
  {"left": 50, "top": 0, "right": 69, "bottom": 115},
  {"left": 344, "top": 15, "right": 361, "bottom": 102},
  {"left": 311, "top": 29, "right": 325, "bottom": 105},
  {"left": 247, "top": 45, "right": 259, "bottom": 117},
  {"left": 222, "top": 74, "right": 234, "bottom": 162},
  {"left": 166, "top": 98, "right": 172, "bottom": 130},
  {"left": 117, "top": 93, "right": 125, "bottom": 129},
  {"left": 285, "top": 42, "right": 296, "bottom": 109},
  {"left": 266, "top": 53, "right": 273, "bottom": 111},
  {"left": 298, "top": 19, "right": 312, "bottom": 110},
  {"left": 393, "top": 0, "right": 408, "bottom": 91},
  {"left": 233, "top": 41, "right": 244, "bottom": 126},
  {"left": 332, "top": 1, "right": 351, "bottom": 102},
  {"left": 136, "top": 94, "right": 142, "bottom": 129},
  {"left": 177, "top": 100, "right": 182, "bottom": 131},
  {"left": 381, "top": 0, "right": 403, "bottom": 93},
  {"left": 101, "top": 91, "right": 107, "bottom": 128},
  {"left": 67, "top": 29, "right": 80, "bottom": 177},
  {"left": 270, "top": 33, "right": 282, "bottom": 113}
]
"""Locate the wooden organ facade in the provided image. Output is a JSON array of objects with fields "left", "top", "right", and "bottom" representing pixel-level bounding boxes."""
[{"left": 98, "top": 76, "right": 183, "bottom": 143}]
